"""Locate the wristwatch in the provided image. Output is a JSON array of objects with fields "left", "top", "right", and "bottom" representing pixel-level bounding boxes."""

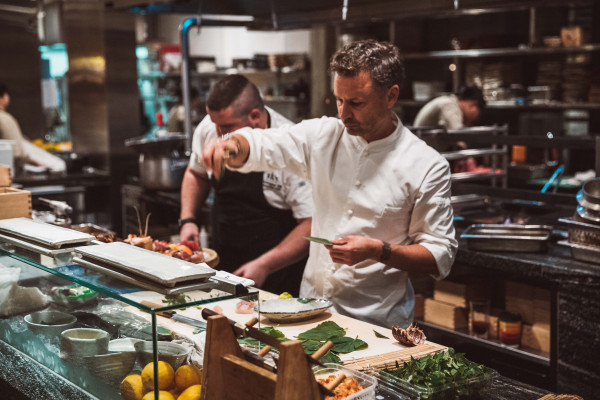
[
  {"left": 178, "top": 218, "right": 198, "bottom": 229},
  {"left": 379, "top": 241, "right": 392, "bottom": 262}
]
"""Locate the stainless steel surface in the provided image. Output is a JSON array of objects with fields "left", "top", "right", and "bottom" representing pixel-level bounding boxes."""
[
  {"left": 582, "top": 178, "right": 600, "bottom": 201},
  {"left": 181, "top": 17, "right": 199, "bottom": 153},
  {"left": 139, "top": 155, "right": 188, "bottom": 190},
  {"left": 442, "top": 148, "right": 506, "bottom": 161},
  {"left": 576, "top": 205, "right": 600, "bottom": 223},
  {"left": 461, "top": 224, "right": 552, "bottom": 252},
  {"left": 558, "top": 240, "right": 600, "bottom": 264},
  {"left": 403, "top": 44, "right": 600, "bottom": 60},
  {"left": 576, "top": 190, "right": 600, "bottom": 211},
  {"left": 558, "top": 217, "right": 600, "bottom": 248}
]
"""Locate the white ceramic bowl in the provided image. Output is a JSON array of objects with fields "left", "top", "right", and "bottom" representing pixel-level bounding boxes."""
[
  {"left": 108, "top": 337, "right": 143, "bottom": 353},
  {"left": 60, "top": 328, "right": 110, "bottom": 361},
  {"left": 24, "top": 310, "right": 77, "bottom": 336},
  {"left": 135, "top": 340, "right": 190, "bottom": 370},
  {"left": 83, "top": 351, "right": 137, "bottom": 383}
]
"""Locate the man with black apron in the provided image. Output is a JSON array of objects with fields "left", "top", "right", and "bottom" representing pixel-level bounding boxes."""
[{"left": 180, "top": 75, "right": 312, "bottom": 296}]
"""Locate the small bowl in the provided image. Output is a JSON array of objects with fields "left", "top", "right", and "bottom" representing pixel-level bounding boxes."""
[
  {"left": 135, "top": 340, "right": 190, "bottom": 370},
  {"left": 83, "top": 351, "right": 137, "bottom": 383},
  {"left": 60, "top": 328, "right": 110, "bottom": 361},
  {"left": 108, "top": 337, "right": 143, "bottom": 353},
  {"left": 24, "top": 310, "right": 77, "bottom": 336}
]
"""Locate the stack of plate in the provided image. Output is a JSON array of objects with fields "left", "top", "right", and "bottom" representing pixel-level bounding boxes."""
[{"left": 575, "top": 178, "right": 600, "bottom": 225}]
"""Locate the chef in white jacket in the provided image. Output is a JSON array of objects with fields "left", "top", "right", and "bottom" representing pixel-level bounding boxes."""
[{"left": 201, "top": 40, "right": 457, "bottom": 328}]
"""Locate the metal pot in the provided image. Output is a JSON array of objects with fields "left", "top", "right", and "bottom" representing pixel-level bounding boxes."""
[{"left": 139, "top": 155, "right": 188, "bottom": 190}]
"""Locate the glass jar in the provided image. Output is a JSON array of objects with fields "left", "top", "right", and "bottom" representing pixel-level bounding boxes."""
[{"left": 499, "top": 311, "right": 522, "bottom": 347}]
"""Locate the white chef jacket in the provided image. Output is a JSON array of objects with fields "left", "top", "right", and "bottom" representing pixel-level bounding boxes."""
[
  {"left": 413, "top": 94, "right": 464, "bottom": 129},
  {"left": 189, "top": 107, "right": 313, "bottom": 220},
  {"left": 234, "top": 114, "right": 457, "bottom": 328}
]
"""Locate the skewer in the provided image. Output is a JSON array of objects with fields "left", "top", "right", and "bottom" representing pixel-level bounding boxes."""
[{"left": 144, "top": 212, "right": 151, "bottom": 237}]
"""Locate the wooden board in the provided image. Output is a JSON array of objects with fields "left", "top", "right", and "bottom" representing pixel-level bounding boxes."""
[
  {"left": 0, "top": 188, "right": 31, "bottom": 219},
  {"left": 123, "top": 290, "right": 446, "bottom": 368}
]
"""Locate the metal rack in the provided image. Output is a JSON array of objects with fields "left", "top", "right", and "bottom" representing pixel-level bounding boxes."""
[{"left": 410, "top": 125, "right": 510, "bottom": 188}]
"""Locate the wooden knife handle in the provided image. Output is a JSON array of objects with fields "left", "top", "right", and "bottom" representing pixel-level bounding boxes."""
[
  {"left": 311, "top": 340, "right": 334, "bottom": 361},
  {"left": 325, "top": 373, "right": 346, "bottom": 392}
]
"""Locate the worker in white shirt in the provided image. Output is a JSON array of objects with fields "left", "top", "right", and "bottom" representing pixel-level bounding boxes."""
[
  {"left": 201, "top": 40, "right": 457, "bottom": 328},
  {"left": 413, "top": 85, "right": 486, "bottom": 130},
  {"left": 180, "top": 75, "right": 312, "bottom": 297}
]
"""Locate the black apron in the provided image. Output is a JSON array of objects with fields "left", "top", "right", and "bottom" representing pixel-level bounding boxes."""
[{"left": 211, "top": 169, "right": 306, "bottom": 296}]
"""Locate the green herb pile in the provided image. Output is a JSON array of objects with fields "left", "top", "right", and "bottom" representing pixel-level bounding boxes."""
[
  {"left": 238, "top": 321, "right": 368, "bottom": 364},
  {"left": 383, "top": 348, "right": 493, "bottom": 400}
]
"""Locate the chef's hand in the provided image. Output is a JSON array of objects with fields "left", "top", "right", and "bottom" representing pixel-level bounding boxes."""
[
  {"left": 201, "top": 134, "right": 250, "bottom": 178},
  {"left": 179, "top": 223, "right": 199, "bottom": 244},
  {"left": 233, "top": 261, "right": 268, "bottom": 288},
  {"left": 326, "top": 235, "right": 382, "bottom": 265}
]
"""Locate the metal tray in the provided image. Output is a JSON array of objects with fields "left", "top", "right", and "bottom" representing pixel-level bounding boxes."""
[
  {"left": 460, "top": 224, "right": 552, "bottom": 252},
  {"left": 73, "top": 257, "right": 217, "bottom": 295},
  {"left": 0, "top": 218, "right": 94, "bottom": 248},
  {"left": 74, "top": 242, "right": 215, "bottom": 287},
  {"left": 557, "top": 240, "right": 600, "bottom": 265},
  {"left": 558, "top": 217, "right": 600, "bottom": 248}
]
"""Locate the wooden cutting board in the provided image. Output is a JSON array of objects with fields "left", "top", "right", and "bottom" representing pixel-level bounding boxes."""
[{"left": 122, "top": 290, "right": 446, "bottom": 368}]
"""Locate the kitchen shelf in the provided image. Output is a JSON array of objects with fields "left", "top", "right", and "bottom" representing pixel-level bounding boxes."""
[
  {"left": 397, "top": 100, "right": 600, "bottom": 110},
  {"left": 417, "top": 320, "right": 550, "bottom": 365},
  {"left": 451, "top": 171, "right": 507, "bottom": 182},
  {"left": 403, "top": 44, "right": 600, "bottom": 60},
  {"left": 443, "top": 148, "right": 507, "bottom": 161},
  {"left": 139, "top": 67, "right": 309, "bottom": 80}
]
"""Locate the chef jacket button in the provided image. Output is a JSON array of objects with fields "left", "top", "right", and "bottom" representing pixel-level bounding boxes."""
[
  {"left": 355, "top": 180, "right": 360, "bottom": 186},
  {"left": 347, "top": 209, "right": 353, "bottom": 216}
]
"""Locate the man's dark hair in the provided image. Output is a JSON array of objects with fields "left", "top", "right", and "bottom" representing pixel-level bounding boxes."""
[
  {"left": 329, "top": 39, "right": 405, "bottom": 93},
  {"left": 206, "top": 74, "right": 264, "bottom": 117},
  {"left": 0, "top": 83, "right": 8, "bottom": 97},
  {"left": 457, "top": 85, "right": 486, "bottom": 109}
]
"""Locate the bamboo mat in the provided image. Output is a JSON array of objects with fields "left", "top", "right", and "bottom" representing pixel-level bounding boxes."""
[
  {"left": 538, "top": 395, "right": 583, "bottom": 400},
  {"left": 342, "top": 341, "right": 447, "bottom": 372}
]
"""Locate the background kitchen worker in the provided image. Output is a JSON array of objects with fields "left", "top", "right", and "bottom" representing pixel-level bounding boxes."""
[
  {"left": 0, "top": 82, "right": 46, "bottom": 170},
  {"left": 180, "top": 74, "right": 312, "bottom": 296},
  {"left": 413, "top": 85, "right": 486, "bottom": 129},
  {"left": 202, "top": 40, "right": 457, "bottom": 328},
  {"left": 167, "top": 87, "right": 202, "bottom": 134}
]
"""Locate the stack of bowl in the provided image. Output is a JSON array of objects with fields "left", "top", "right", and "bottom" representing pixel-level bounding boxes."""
[{"left": 575, "top": 178, "right": 600, "bottom": 225}]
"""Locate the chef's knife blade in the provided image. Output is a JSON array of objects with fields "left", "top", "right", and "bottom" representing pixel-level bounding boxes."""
[
  {"left": 141, "top": 300, "right": 207, "bottom": 330},
  {"left": 303, "top": 236, "right": 333, "bottom": 245}
]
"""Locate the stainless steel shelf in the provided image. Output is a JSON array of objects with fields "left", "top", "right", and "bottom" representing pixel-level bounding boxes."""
[
  {"left": 403, "top": 44, "right": 600, "bottom": 60},
  {"left": 397, "top": 100, "right": 600, "bottom": 110},
  {"left": 443, "top": 148, "right": 507, "bottom": 161},
  {"left": 451, "top": 171, "right": 506, "bottom": 182}
]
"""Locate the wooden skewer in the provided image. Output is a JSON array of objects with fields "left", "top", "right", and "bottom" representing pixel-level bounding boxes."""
[
  {"left": 324, "top": 373, "right": 346, "bottom": 392},
  {"left": 311, "top": 340, "right": 334, "bottom": 361},
  {"left": 134, "top": 206, "right": 143, "bottom": 237},
  {"left": 144, "top": 212, "right": 151, "bottom": 237}
]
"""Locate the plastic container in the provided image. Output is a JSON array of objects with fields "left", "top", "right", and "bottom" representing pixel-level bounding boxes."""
[
  {"left": 378, "top": 368, "right": 496, "bottom": 400},
  {"left": 313, "top": 363, "right": 377, "bottom": 400}
]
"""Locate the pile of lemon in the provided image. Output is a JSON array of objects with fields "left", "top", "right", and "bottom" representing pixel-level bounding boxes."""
[{"left": 121, "top": 361, "right": 202, "bottom": 400}]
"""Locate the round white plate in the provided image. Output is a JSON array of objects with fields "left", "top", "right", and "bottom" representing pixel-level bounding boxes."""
[{"left": 255, "top": 298, "right": 333, "bottom": 323}]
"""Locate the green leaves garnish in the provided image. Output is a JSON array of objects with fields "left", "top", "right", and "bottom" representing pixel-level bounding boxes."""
[
  {"left": 374, "top": 330, "right": 390, "bottom": 339},
  {"left": 296, "top": 297, "right": 316, "bottom": 304},
  {"left": 297, "top": 321, "right": 346, "bottom": 340},
  {"left": 383, "top": 348, "right": 493, "bottom": 397}
]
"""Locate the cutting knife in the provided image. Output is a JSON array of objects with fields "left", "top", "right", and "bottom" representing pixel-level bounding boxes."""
[{"left": 141, "top": 300, "right": 207, "bottom": 331}]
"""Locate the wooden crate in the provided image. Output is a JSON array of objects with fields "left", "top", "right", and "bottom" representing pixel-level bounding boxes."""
[
  {"left": 433, "top": 278, "right": 492, "bottom": 308},
  {"left": 0, "top": 187, "right": 32, "bottom": 219},
  {"left": 0, "top": 165, "right": 11, "bottom": 187},
  {"left": 424, "top": 297, "right": 468, "bottom": 330}
]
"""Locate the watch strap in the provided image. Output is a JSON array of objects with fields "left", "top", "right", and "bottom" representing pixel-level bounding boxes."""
[
  {"left": 178, "top": 217, "right": 198, "bottom": 229},
  {"left": 379, "top": 241, "right": 392, "bottom": 262}
]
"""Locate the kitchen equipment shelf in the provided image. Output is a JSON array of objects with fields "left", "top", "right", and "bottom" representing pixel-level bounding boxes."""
[
  {"left": 398, "top": 100, "right": 600, "bottom": 110},
  {"left": 403, "top": 44, "right": 600, "bottom": 60}
]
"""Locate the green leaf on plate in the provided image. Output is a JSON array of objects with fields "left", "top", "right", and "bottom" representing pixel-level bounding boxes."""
[
  {"left": 296, "top": 297, "right": 316, "bottom": 304},
  {"left": 297, "top": 321, "right": 346, "bottom": 340},
  {"left": 374, "top": 329, "right": 390, "bottom": 339}
]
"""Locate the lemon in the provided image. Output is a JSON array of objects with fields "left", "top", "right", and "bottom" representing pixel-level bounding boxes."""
[
  {"left": 278, "top": 292, "right": 293, "bottom": 299},
  {"left": 177, "top": 384, "right": 201, "bottom": 400},
  {"left": 142, "top": 391, "right": 175, "bottom": 400},
  {"left": 174, "top": 364, "right": 202, "bottom": 391},
  {"left": 121, "top": 374, "right": 144, "bottom": 400},
  {"left": 141, "top": 361, "right": 175, "bottom": 392}
]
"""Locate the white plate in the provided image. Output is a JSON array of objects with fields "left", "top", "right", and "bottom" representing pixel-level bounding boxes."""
[
  {"left": 0, "top": 218, "right": 94, "bottom": 248},
  {"left": 0, "top": 232, "right": 76, "bottom": 256},
  {"left": 73, "top": 257, "right": 217, "bottom": 295},
  {"left": 74, "top": 242, "right": 215, "bottom": 287},
  {"left": 255, "top": 298, "right": 333, "bottom": 323}
]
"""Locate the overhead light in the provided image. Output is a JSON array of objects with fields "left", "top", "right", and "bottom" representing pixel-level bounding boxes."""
[{"left": 198, "top": 14, "right": 254, "bottom": 23}]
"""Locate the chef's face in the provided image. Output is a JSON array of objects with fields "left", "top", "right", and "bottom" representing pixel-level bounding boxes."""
[
  {"left": 461, "top": 100, "right": 481, "bottom": 126},
  {"left": 0, "top": 93, "right": 9, "bottom": 109},
  {"left": 207, "top": 106, "right": 257, "bottom": 137},
  {"left": 333, "top": 71, "right": 398, "bottom": 142}
]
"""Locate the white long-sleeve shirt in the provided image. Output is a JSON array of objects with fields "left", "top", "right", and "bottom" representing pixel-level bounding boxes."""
[{"left": 235, "top": 114, "right": 457, "bottom": 328}]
